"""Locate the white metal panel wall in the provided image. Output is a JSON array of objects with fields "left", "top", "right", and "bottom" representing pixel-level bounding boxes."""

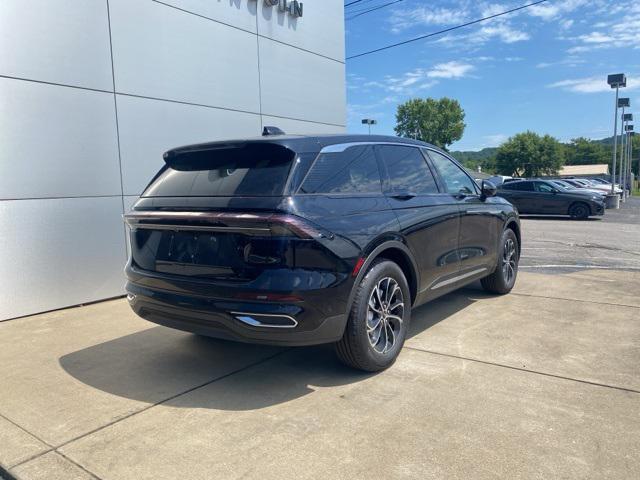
[
  {"left": 108, "top": 0, "right": 261, "bottom": 112},
  {"left": 0, "top": 78, "right": 121, "bottom": 199},
  {"left": 156, "top": 0, "right": 259, "bottom": 32},
  {"left": 0, "top": 197, "right": 127, "bottom": 320},
  {"left": 116, "top": 95, "right": 262, "bottom": 196},
  {"left": 258, "top": 37, "right": 346, "bottom": 126},
  {"left": 0, "top": 0, "right": 113, "bottom": 90},
  {"left": 256, "top": 0, "right": 345, "bottom": 62},
  {"left": 0, "top": 0, "right": 346, "bottom": 321}
]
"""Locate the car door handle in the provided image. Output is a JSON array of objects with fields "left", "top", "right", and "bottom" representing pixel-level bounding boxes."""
[{"left": 390, "top": 192, "right": 416, "bottom": 200}]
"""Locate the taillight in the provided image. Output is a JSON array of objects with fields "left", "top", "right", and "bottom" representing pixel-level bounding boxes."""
[{"left": 123, "top": 211, "right": 332, "bottom": 240}]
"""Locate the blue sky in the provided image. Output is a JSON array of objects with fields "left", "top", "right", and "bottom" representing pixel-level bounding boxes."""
[{"left": 345, "top": 0, "right": 640, "bottom": 150}]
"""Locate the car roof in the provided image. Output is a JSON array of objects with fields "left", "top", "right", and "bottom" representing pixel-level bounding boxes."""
[{"left": 164, "top": 134, "right": 440, "bottom": 157}]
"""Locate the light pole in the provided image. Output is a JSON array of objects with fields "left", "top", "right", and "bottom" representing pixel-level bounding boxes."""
[
  {"left": 630, "top": 131, "right": 637, "bottom": 195},
  {"left": 622, "top": 114, "right": 633, "bottom": 198},
  {"left": 626, "top": 124, "right": 634, "bottom": 195},
  {"left": 618, "top": 98, "right": 630, "bottom": 200},
  {"left": 361, "top": 118, "right": 377, "bottom": 135},
  {"left": 607, "top": 74, "right": 626, "bottom": 207}
]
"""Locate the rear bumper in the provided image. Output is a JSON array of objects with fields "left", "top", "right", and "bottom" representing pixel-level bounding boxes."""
[{"left": 125, "top": 279, "right": 348, "bottom": 347}]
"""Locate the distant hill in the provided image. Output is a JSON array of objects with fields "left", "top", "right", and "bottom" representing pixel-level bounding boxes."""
[
  {"left": 450, "top": 135, "right": 624, "bottom": 174},
  {"left": 450, "top": 147, "right": 498, "bottom": 173},
  {"left": 450, "top": 147, "right": 498, "bottom": 163}
]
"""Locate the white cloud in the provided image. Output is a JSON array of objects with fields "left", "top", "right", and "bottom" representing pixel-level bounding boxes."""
[
  {"left": 527, "top": 0, "right": 589, "bottom": 20},
  {"left": 564, "top": 2, "right": 640, "bottom": 53},
  {"left": 480, "top": 23, "right": 529, "bottom": 43},
  {"left": 388, "top": 5, "right": 470, "bottom": 33},
  {"left": 579, "top": 32, "right": 614, "bottom": 43},
  {"left": 560, "top": 19, "right": 574, "bottom": 30},
  {"left": 548, "top": 75, "right": 639, "bottom": 93},
  {"left": 484, "top": 134, "right": 508, "bottom": 146},
  {"left": 536, "top": 56, "right": 585, "bottom": 69},
  {"left": 366, "top": 62, "right": 475, "bottom": 96},
  {"left": 427, "top": 61, "right": 474, "bottom": 79}
]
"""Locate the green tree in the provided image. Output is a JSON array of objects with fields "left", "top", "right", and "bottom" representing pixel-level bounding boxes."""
[
  {"left": 564, "top": 137, "right": 610, "bottom": 165},
  {"left": 394, "top": 97, "right": 465, "bottom": 150},
  {"left": 495, "top": 131, "right": 565, "bottom": 177}
]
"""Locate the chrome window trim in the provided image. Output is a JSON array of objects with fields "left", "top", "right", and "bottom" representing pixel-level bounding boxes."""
[
  {"left": 425, "top": 267, "right": 488, "bottom": 292},
  {"left": 319, "top": 141, "right": 422, "bottom": 154}
]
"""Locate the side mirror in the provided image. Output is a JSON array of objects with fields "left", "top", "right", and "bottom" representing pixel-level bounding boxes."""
[{"left": 481, "top": 180, "right": 497, "bottom": 199}]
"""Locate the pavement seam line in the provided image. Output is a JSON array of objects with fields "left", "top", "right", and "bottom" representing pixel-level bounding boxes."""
[
  {"left": 0, "top": 411, "right": 58, "bottom": 474},
  {"left": 0, "top": 411, "right": 54, "bottom": 450},
  {"left": 404, "top": 346, "right": 640, "bottom": 395},
  {"left": 54, "top": 451, "right": 103, "bottom": 480},
  {"left": 3, "top": 349, "right": 289, "bottom": 475},
  {"left": 510, "top": 292, "right": 640, "bottom": 310},
  {"left": 53, "top": 348, "right": 290, "bottom": 452}
]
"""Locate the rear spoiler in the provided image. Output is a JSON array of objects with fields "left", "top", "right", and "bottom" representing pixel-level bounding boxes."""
[{"left": 161, "top": 142, "right": 295, "bottom": 171}]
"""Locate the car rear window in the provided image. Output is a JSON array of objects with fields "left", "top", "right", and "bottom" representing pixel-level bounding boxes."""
[{"left": 143, "top": 143, "right": 295, "bottom": 197}]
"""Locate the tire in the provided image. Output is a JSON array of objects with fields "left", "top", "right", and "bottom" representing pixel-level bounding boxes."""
[
  {"left": 335, "top": 259, "right": 411, "bottom": 372},
  {"left": 481, "top": 228, "right": 519, "bottom": 295},
  {"left": 569, "top": 202, "right": 590, "bottom": 220}
]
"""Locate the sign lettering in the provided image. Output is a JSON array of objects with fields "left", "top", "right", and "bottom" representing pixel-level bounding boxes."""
[{"left": 263, "top": 0, "right": 303, "bottom": 18}]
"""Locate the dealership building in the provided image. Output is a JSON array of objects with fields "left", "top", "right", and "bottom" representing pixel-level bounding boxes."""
[{"left": 0, "top": 0, "right": 346, "bottom": 320}]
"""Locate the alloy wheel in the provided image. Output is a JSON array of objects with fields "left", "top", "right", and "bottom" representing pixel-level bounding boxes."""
[
  {"left": 502, "top": 238, "right": 517, "bottom": 285},
  {"left": 366, "top": 277, "right": 404, "bottom": 354}
]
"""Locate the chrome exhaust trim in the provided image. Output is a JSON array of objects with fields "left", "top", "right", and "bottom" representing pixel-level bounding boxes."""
[{"left": 231, "top": 312, "right": 298, "bottom": 329}]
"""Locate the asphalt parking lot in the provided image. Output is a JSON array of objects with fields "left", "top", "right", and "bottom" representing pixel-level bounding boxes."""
[
  {"left": 519, "top": 196, "right": 640, "bottom": 273},
  {"left": 1, "top": 200, "right": 639, "bottom": 480}
]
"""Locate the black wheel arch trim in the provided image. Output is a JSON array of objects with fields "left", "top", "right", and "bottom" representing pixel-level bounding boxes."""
[
  {"left": 346, "top": 240, "right": 420, "bottom": 316},
  {"left": 504, "top": 216, "right": 521, "bottom": 255}
]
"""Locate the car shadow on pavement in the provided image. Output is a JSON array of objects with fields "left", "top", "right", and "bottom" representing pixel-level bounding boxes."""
[{"left": 58, "top": 290, "right": 482, "bottom": 410}]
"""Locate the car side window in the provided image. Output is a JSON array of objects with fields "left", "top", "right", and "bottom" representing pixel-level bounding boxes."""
[
  {"left": 377, "top": 145, "right": 439, "bottom": 194},
  {"left": 299, "top": 145, "right": 381, "bottom": 194},
  {"left": 535, "top": 182, "right": 555, "bottom": 193},
  {"left": 518, "top": 181, "right": 535, "bottom": 191},
  {"left": 427, "top": 150, "right": 478, "bottom": 195}
]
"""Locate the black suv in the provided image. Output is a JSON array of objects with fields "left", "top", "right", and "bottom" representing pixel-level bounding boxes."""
[
  {"left": 498, "top": 179, "right": 605, "bottom": 219},
  {"left": 125, "top": 133, "right": 520, "bottom": 371}
]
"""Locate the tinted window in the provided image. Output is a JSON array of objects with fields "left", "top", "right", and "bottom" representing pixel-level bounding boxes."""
[
  {"left": 144, "top": 143, "right": 294, "bottom": 197},
  {"left": 535, "top": 182, "right": 555, "bottom": 193},
  {"left": 378, "top": 146, "right": 439, "bottom": 194},
  {"left": 517, "top": 181, "right": 534, "bottom": 191},
  {"left": 299, "top": 145, "right": 381, "bottom": 194},
  {"left": 427, "top": 150, "right": 478, "bottom": 195},
  {"left": 501, "top": 181, "right": 534, "bottom": 191}
]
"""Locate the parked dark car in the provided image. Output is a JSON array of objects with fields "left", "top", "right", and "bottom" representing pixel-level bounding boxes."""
[
  {"left": 498, "top": 179, "right": 605, "bottom": 219},
  {"left": 124, "top": 133, "right": 521, "bottom": 371}
]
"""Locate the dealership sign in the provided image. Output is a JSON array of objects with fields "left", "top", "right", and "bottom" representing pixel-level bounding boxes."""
[{"left": 264, "top": 0, "right": 303, "bottom": 17}]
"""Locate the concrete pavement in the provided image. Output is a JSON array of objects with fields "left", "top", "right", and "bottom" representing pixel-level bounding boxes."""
[{"left": 1, "top": 212, "right": 639, "bottom": 479}]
